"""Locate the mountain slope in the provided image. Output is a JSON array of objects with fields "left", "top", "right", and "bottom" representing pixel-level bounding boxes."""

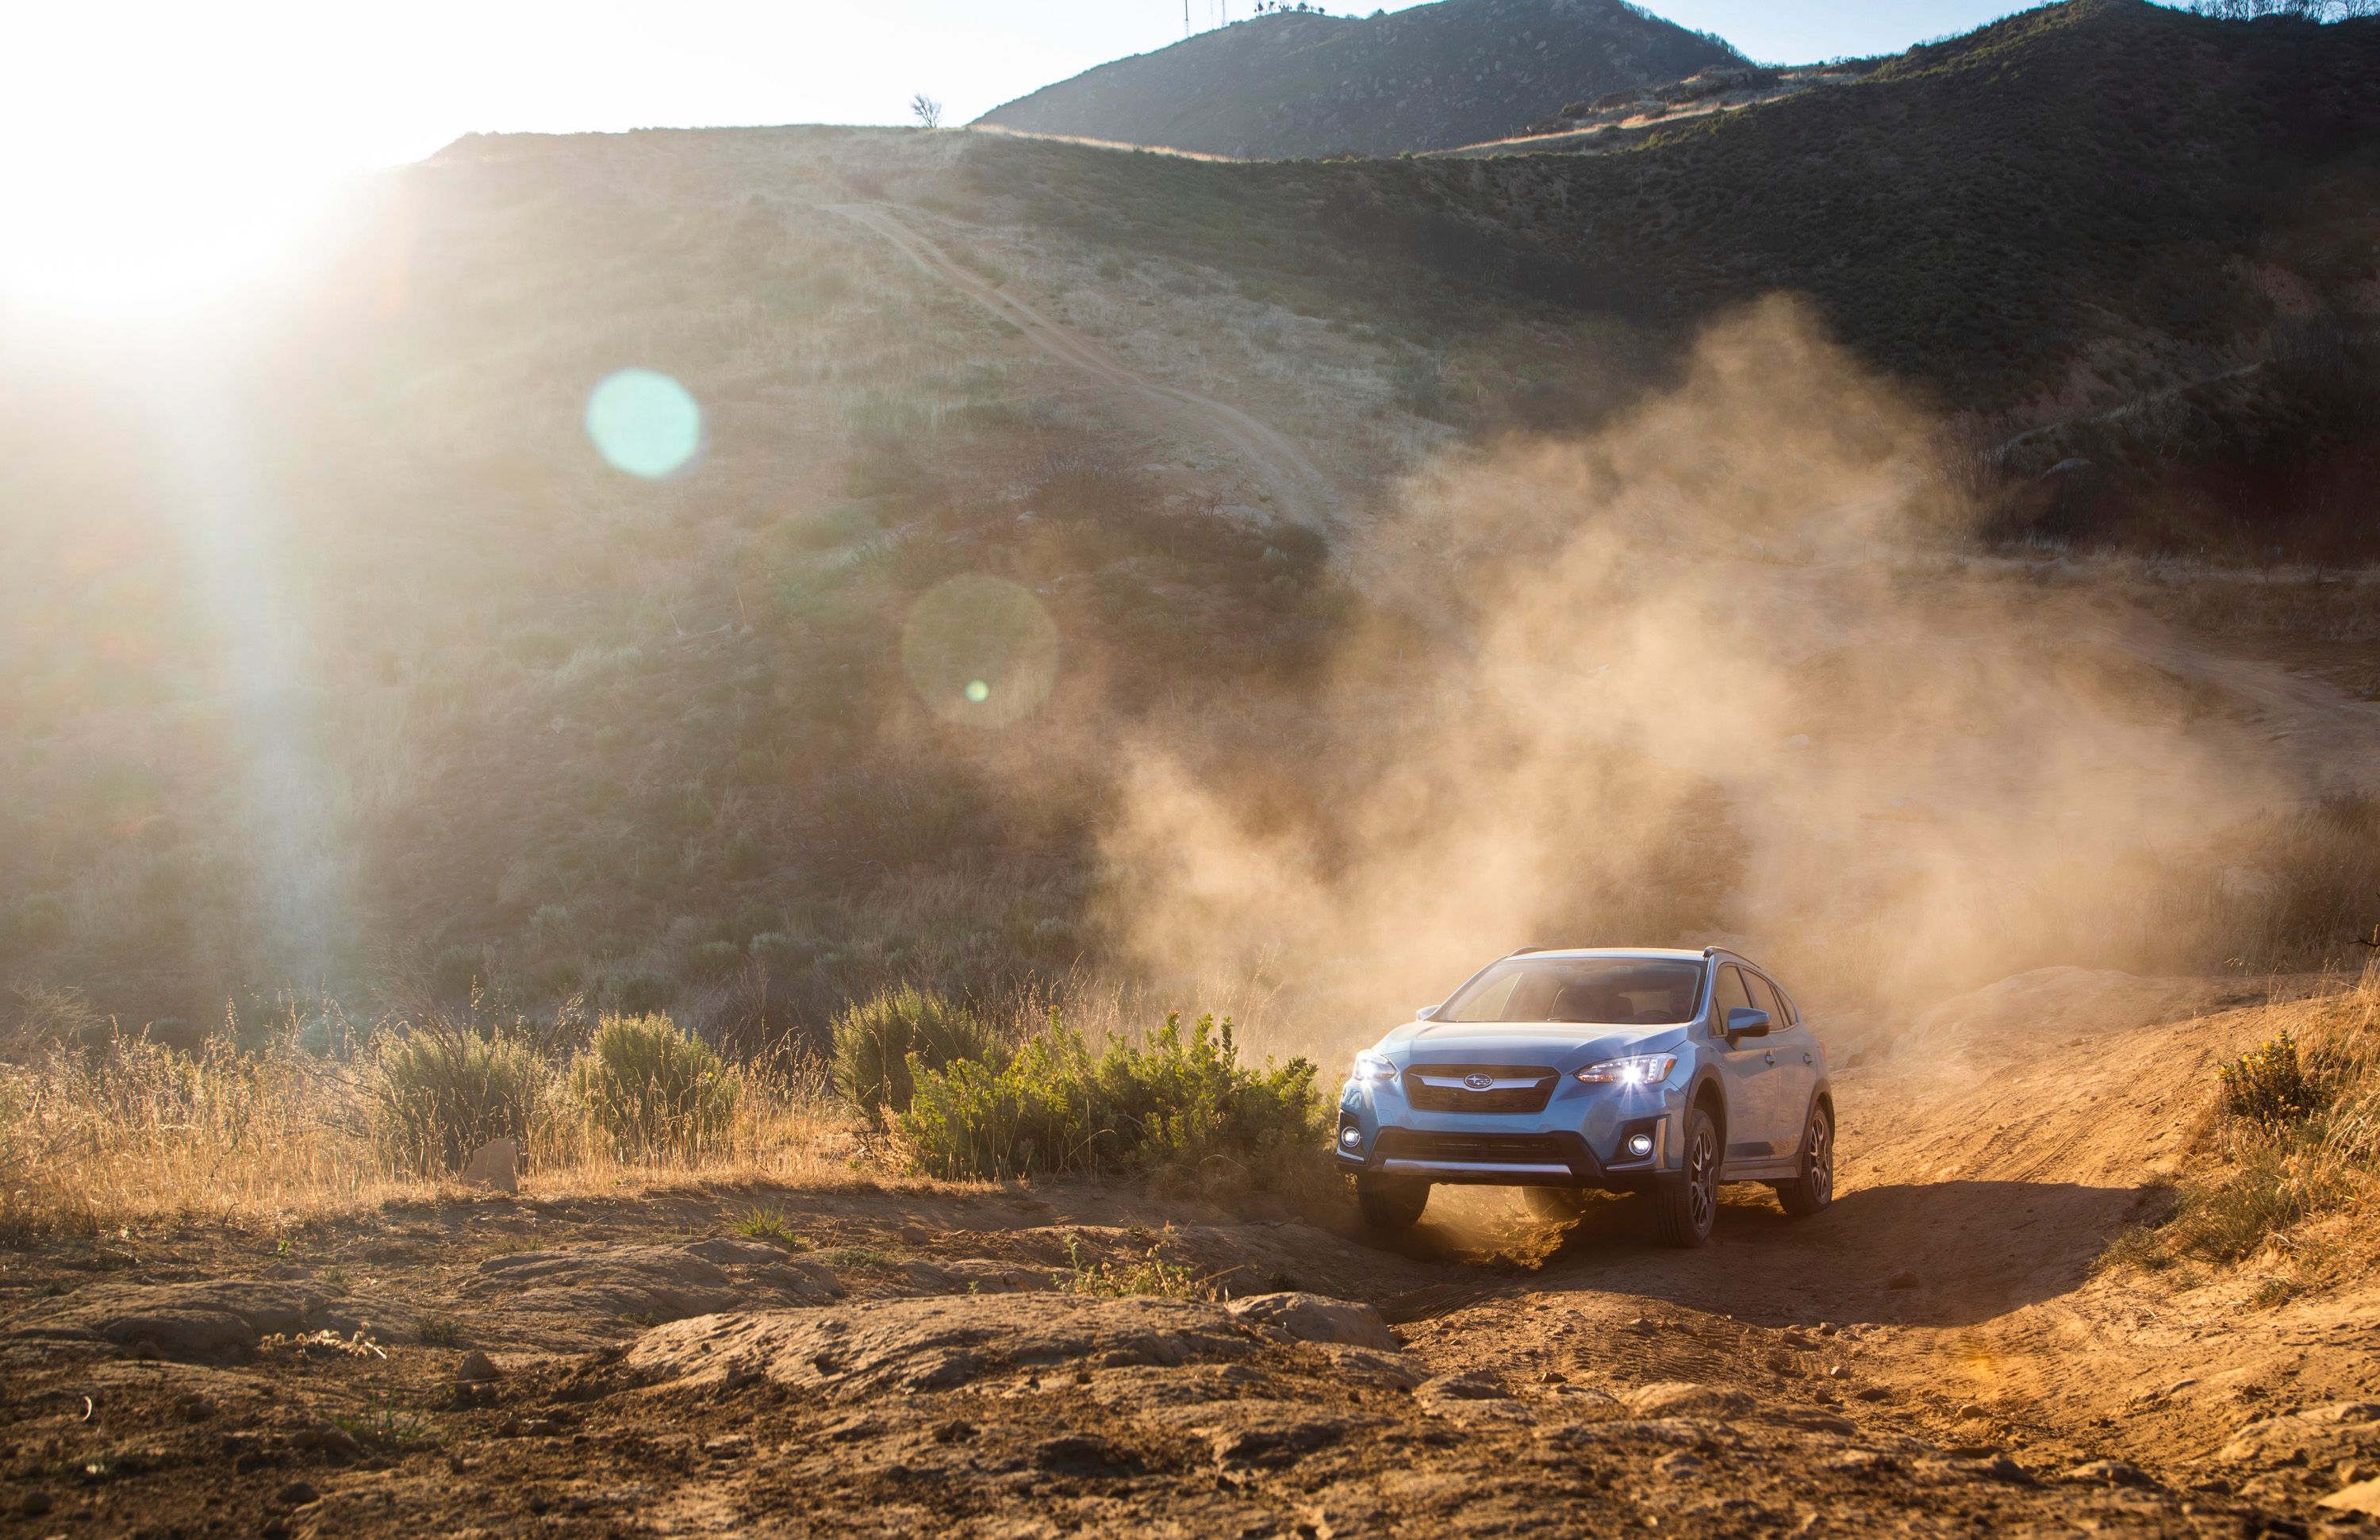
[
  {"left": 974, "top": 0, "right": 1742, "bottom": 159},
  {"left": 977, "top": 0, "right": 2380, "bottom": 551}
]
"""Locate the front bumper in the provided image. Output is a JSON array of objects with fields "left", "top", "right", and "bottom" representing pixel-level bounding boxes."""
[
  {"left": 1333, "top": 1071, "right": 1685, "bottom": 1195},
  {"left": 1335, "top": 1107, "right": 1673, "bottom": 1189}
]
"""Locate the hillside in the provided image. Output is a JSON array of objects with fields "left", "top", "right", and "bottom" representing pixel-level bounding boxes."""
[
  {"left": 974, "top": 0, "right": 2380, "bottom": 553},
  {"left": 974, "top": 0, "right": 1742, "bottom": 159}
]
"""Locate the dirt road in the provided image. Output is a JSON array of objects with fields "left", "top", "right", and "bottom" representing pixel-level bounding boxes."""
[
  {"left": 826, "top": 202, "right": 1342, "bottom": 532},
  {"left": 6, "top": 970, "right": 2374, "bottom": 1534}
]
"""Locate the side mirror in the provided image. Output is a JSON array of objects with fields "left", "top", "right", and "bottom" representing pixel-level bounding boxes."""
[
  {"left": 1415, "top": 1004, "right": 1441, "bottom": 1021},
  {"left": 1726, "top": 1007, "right": 1772, "bottom": 1040}
]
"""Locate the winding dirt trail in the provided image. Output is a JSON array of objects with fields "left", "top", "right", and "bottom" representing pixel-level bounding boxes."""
[{"left": 825, "top": 202, "right": 1342, "bottom": 532}]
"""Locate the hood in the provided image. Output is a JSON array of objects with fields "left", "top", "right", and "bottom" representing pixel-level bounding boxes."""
[{"left": 1373, "top": 1020, "right": 1689, "bottom": 1070}]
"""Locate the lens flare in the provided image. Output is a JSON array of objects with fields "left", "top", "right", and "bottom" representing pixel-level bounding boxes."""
[
  {"left": 585, "top": 368, "right": 701, "bottom": 478},
  {"left": 900, "top": 576, "right": 1059, "bottom": 729}
]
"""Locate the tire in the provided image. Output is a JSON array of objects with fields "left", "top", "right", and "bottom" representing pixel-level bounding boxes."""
[
  {"left": 1356, "top": 1174, "right": 1430, "bottom": 1231},
  {"left": 1776, "top": 1102, "right": 1836, "bottom": 1218},
  {"left": 1522, "top": 1187, "right": 1587, "bottom": 1223},
  {"left": 1649, "top": 1107, "right": 1719, "bottom": 1248}
]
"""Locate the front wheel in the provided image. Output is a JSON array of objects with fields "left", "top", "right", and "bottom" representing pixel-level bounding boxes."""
[
  {"left": 1356, "top": 1174, "right": 1430, "bottom": 1231},
  {"left": 1775, "top": 1103, "right": 1835, "bottom": 1218},
  {"left": 1649, "top": 1107, "right": 1718, "bottom": 1248}
]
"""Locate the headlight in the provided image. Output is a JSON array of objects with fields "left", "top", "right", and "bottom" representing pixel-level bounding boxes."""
[
  {"left": 1353, "top": 1050, "right": 1399, "bottom": 1082},
  {"left": 1577, "top": 1054, "right": 1676, "bottom": 1086}
]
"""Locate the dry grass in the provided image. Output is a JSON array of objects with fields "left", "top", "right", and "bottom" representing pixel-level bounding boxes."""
[
  {"left": 2106, "top": 962, "right": 2380, "bottom": 1294},
  {"left": 0, "top": 1020, "right": 860, "bottom": 1239}
]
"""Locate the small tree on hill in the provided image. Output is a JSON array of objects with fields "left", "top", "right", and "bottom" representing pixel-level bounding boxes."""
[{"left": 911, "top": 94, "right": 943, "bottom": 130}]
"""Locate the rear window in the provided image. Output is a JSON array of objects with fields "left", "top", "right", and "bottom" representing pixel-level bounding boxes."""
[{"left": 1441, "top": 958, "right": 1707, "bottom": 1026}]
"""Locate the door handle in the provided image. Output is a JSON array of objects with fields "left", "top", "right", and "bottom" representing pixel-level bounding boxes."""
[{"left": 1763, "top": 1050, "right": 1775, "bottom": 1066}]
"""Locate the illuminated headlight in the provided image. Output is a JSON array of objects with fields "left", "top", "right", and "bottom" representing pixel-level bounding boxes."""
[
  {"left": 1353, "top": 1050, "right": 1399, "bottom": 1082},
  {"left": 1626, "top": 1132, "right": 1656, "bottom": 1158},
  {"left": 1339, "top": 1125, "right": 1364, "bottom": 1150},
  {"left": 1577, "top": 1054, "right": 1677, "bottom": 1086}
]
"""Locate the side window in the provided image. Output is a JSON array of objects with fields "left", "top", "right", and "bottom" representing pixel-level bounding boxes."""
[
  {"left": 1713, "top": 966, "right": 1754, "bottom": 1035},
  {"left": 1768, "top": 980, "right": 1801, "bottom": 1027},
  {"left": 1745, "top": 972, "right": 1787, "bottom": 1029}
]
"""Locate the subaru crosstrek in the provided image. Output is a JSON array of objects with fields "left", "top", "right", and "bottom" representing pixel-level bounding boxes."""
[{"left": 1334, "top": 947, "right": 1833, "bottom": 1246}]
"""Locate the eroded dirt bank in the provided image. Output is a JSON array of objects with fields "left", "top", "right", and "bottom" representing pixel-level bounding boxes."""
[{"left": 5, "top": 970, "right": 2378, "bottom": 1536}]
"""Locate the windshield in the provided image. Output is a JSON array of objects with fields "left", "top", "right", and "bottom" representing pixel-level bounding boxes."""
[{"left": 1440, "top": 957, "right": 1706, "bottom": 1026}]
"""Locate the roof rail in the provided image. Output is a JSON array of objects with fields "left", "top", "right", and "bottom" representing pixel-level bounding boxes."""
[
  {"left": 1511, "top": 945, "right": 1551, "bottom": 955},
  {"left": 1702, "top": 945, "right": 1722, "bottom": 957}
]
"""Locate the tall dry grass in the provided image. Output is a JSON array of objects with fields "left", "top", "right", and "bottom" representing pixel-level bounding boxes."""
[{"left": 0, "top": 1016, "right": 856, "bottom": 1239}]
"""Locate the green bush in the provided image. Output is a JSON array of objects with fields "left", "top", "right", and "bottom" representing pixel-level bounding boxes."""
[
  {"left": 749, "top": 931, "right": 819, "bottom": 970},
  {"left": 606, "top": 970, "right": 676, "bottom": 1016},
  {"left": 899, "top": 1011, "right": 1326, "bottom": 1190},
  {"left": 831, "top": 985, "right": 999, "bottom": 1126},
  {"left": 567, "top": 1013, "right": 739, "bottom": 1162},
  {"left": 686, "top": 940, "right": 744, "bottom": 979},
  {"left": 2220, "top": 1032, "right": 2324, "bottom": 1126},
  {"left": 368, "top": 1027, "right": 546, "bottom": 1178}
]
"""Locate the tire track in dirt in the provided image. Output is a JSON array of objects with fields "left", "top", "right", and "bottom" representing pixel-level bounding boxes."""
[{"left": 824, "top": 202, "right": 1342, "bottom": 532}]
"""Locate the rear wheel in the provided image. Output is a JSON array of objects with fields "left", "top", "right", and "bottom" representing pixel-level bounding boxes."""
[
  {"left": 1522, "top": 1187, "right": 1587, "bottom": 1223},
  {"left": 1649, "top": 1107, "right": 1718, "bottom": 1248},
  {"left": 1775, "top": 1103, "right": 1835, "bottom": 1218},
  {"left": 1356, "top": 1174, "right": 1430, "bottom": 1231}
]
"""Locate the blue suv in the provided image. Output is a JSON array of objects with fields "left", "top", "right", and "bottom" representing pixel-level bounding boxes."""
[{"left": 1334, "top": 947, "right": 1834, "bottom": 1246}]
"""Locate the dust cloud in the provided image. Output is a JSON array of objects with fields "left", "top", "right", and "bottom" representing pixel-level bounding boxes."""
[{"left": 1093, "top": 298, "right": 2294, "bottom": 1061}]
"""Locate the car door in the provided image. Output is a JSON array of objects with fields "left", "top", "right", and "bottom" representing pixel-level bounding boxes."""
[
  {"left": 1710, "top": 965, "right": 1784, "bottom": 1165},
  {"left": 1744, "top": 970, "right": 1818, "bottom": 1158}
]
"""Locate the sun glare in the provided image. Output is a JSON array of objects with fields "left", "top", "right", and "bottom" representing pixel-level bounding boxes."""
[{"left": 0, "top": 152, "right": 348, "bottom": 329}]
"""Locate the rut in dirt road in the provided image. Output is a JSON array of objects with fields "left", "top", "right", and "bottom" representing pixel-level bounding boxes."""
[{"left": 825, "top": 202, "right": 1342, "bottom": 532}]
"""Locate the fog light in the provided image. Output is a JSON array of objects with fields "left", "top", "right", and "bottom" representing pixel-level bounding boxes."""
[
  {"left": 1339, "top": 1126, "right": 1363, "bottom": 1150},
  {"left": 1626, "top": 1133, "right": 1655, "bottom": 1159}
]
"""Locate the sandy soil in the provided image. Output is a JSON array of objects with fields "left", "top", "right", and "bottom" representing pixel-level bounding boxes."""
[{"left": 5, "top": 966, "right": 2378, "bottom": 1537}]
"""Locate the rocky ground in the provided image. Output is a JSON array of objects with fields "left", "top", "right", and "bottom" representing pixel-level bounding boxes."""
[{"left": 5, "top": 970, "right": 2380, "bottom": 1536}]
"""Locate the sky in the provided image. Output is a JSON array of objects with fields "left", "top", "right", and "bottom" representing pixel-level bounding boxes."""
[{"left": 0, "top": 0, "right": 2040, "bottom": 319}]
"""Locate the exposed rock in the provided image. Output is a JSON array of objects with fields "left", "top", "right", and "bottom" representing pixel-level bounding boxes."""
[
  {"left": 459, "top": 1138, "right": 518, "bottom": 1193},
  {"left": 1034, "top": 1433, "right": 1138, "bottom": 1473},
  {"left": 2216, "top": 1402, "right": 2380, "bottom": 1465},
  {"left": 455, "top": 1350, "right": 501, "bottom": 1384},
  {"left": 897, "top": 1258, "right": 1050, "bottom": 1295},
  {"left": 2321, "top": 1477, "right": 2380, "bottom": 1515},
  {"left": 1211, "top": 1417, "right": 1347, "bottom": 1469},
  {"left": 275, "top": 1480, "right": 321, "bottom": 1507},
  {"left": 1225, "top": 1292, "right": 1399, "bottom": 1352},
  {"left": 625, "top": 1294, "right": 1260, "bottom": 1398},
  {"left": 2061, "top": 1459, "right": 2159, "bottom": 1488},
  {"left": 1625, "top": 1382, "right": 1756, "bottom": 1420},
  {"left": 465, "top": 1242, "right": 842, "bottom": 1327},
  {"left": 1418, "top": 1372, "right": 1511, "bottom": 1402},
  {"left": 4, "top": 1281, "right": 378, "bottom": 1362}
]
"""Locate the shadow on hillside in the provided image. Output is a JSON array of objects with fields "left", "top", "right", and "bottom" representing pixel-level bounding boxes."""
[{"left": 1386, "top": 1177, "right": 2155, "bottom": 1330}]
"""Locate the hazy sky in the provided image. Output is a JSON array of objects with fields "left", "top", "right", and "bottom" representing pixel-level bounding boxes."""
[{"left": 0, "top": 0, "right": 2040, "bottom": 316}]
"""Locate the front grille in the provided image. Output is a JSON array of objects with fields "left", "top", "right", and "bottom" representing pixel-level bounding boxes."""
[
  {"left": 1403, "top": 1064, "right": 1558, "bottom": 1114},
  {"left": 1376, "top": 1130, "right": 1575, "bottom": 1166}
]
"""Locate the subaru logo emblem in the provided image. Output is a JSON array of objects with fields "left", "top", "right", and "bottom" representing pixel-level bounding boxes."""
[{"left": 1463, "top": 1073, "right": 1495, "bottom": 1092}]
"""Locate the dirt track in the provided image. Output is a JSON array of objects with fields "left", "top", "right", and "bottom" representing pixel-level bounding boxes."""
[
  {"left": 6, "top": 968, "right": 2377, "bottom": 1535},
  {"left": 825, "top": 202, "right": 1343, "bottom": 532}
]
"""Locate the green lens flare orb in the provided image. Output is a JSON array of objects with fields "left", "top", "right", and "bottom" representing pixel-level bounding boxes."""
[
  {"left": 900, "top": 576, "right": 1059, "bottom": 729},
  {"left": 585, "top": 368, "right": 701, "bottom": 478}
]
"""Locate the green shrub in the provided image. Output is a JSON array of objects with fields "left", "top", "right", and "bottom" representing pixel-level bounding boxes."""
[
  {"left": 899, "top": 1012, "right": 1326, "bottom": 1190},
  {"left": 831, "top": 985, "right": 1000, "bottom": 1126},
  {"left": 606, "top": 970, "right": 676, "bottom": 1016},
  {"left": 368, "top": 1027, "right": 546, "bottom": 1178},
  {"left": 750, "top": 931, "right": 819, "bottom": 970},
  {"left": 686, "top": 940, "right": 743, "bottom": 979},
  {"left": 2219, "top": 1032, "right": 2323, "bottom": 1127},
  {"left": 567, "top": 1014, "right": 738, "bottom": 1162}
]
